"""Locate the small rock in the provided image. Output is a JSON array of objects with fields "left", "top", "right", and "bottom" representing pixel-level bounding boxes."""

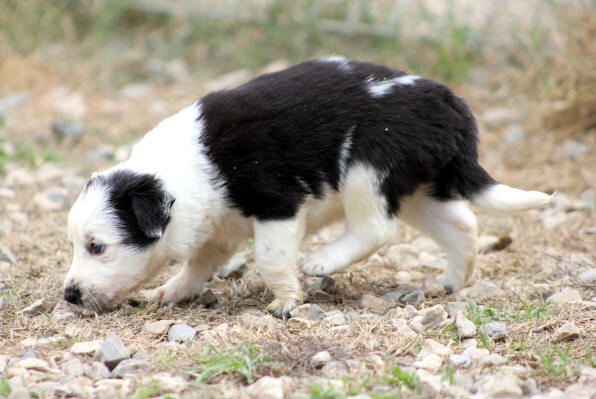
[
  {"left": 467, "top": 281, "right": 504, "bottom": 300},
  {"left": 0, "top": 246, "right": 16, "bottom": 265},
  {"left": 71, "top": 340, "right": 103, "bottom": 355},
  {"left": 521, "top": 378, "right": 539, "bottom": 395},
  {"left": 168, "top": 324, "right": 196, "bottom": 342},
  {"left": 415, "top": 369, "right": 442, "bottom": 395},
  {"left": 482, "top": 353, "right": 508, "bottom": 366},
  {"left": 93, "top": 332, "right": 131, "bottom": 370},
  {"left": 579, "top": 269, "right": 596, "bottom": 285},
  {"left": 547, "top": 287, "right": 582, "bottom": 303},
  {"left": 311, "top": 351, "right": 332, "bottom": 368},
  {"left": 552, "top": 322, "right": 581, "bottom": 342},
  {"left": 119, "top": 83, "right": 153, "bottom": 99},
  {"left": 33, "top": 187, "right": 69, "bottom": 211},
  {"left": 479, "top": 321, "right": 508, "bottom": 340},
  {"left": 286, "top": 317, "right": 314, "bottom": 329},
  {"left": 360, "top": 294, "right": 388, "bottom": 314},
  {"left": 478, "top": 373, "right": 522, "bottom": 396},
  {"left": 445, "top": 302, "right": 466, "bottom": 318},
  {"left": 414, "top": 353, "right": 443, "bottom": 371},
  {"left": 561, "top": 139, "right": 590, "bottom": 159},
  {"left": 418, "top": 339, "right": 453, "bottom": 358},
  {"left": 448, "top": 354, "right": 471, "bottom": 368},
  {"left": 321, "top": 361, "right": 348, "bottom": 378},
  {"left": 19, "top": 347, "right": 40, "bottom": 360},
  {"left": 14, "top": 358, "right": 55, "bottom": 373},
  {"left": 111, "top": 358, "right": 148, "bottom": 378},
  {"left": 51, "top": 310, "right": 76, "bottom": 322},
  {"left": 197, "top": 289, "right": 218, "bottom": 307},
  {"left": 409, "top": 316, "right": 425, "bottom": 333},
  {"left": 321, "top": 312, "right": 346, "bottom": 327},
  {"left": 51, "top": 118, "right": 83, "bottom": 140},
  {"left": 85, "top": 361, "right": 111, "bottom": 380},
  {"left": 420, "top": 304, "right": 446, "bottom": 329},
  {"left": 246, "top": 376, "right": 284, "bottom": 399},
  {"left": 152, "top": 372, "right": 187, "bottom": 393},
  {"left": 505, "top": 124, "right": 525, "bottom": 145},
  {"left": 0, "top": 92, "right": 27, "bottom": 118},
  {"left": 423, "top": 275, "right": 445, "bottom": 297},
  {"left": 143, "top": 320, "right": 175, "bottom": 337},
  {"left": 463, "top": 345, "right": 489, "bottom": 362},
  {"left": 455, "top": 311, "right": 476, "bottom": 338},
  {"left": 61, "top": 358, "right": 84, "bottom": 377},
  {"left": 20, "top": 298, "right": 46, "bottom": 315}
]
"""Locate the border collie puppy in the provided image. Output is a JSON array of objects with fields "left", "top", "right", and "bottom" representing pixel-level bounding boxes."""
[{"left": 64, "top": 57, "right": 551, "bottom": 317}]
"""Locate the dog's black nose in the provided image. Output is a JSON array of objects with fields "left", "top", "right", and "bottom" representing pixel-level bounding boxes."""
[{"left": 64, "top": 286, "right": 82, "bottom": 305}]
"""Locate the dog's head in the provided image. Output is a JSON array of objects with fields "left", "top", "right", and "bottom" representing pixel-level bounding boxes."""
[{"left": 64, "top": 169, "right": 175, "bottom": 312}]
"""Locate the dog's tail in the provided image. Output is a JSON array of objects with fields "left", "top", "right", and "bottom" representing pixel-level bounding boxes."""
[{"left": 436, "top": 158, "right": 553, "bottom": 213}]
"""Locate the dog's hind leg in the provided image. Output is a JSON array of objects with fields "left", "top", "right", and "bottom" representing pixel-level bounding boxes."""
[
  {"left": 148, "top": 241, "right": 238, "bottom": 304},
  {"left": 254, "top": 210, "right": 306, "bottom": 319},
  {"left": 399, "top": 188, "right": 477, "bottom": 294},
  {"left": 302, "top": 164, "right": 398, "bottom": 276}
]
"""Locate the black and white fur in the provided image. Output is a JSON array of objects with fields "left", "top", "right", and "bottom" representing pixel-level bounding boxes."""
[{"left": 64, "top": 57, "right": 552, "bottom": 317}]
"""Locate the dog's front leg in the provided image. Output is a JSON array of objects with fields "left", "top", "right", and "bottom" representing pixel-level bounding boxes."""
[
  {"left": 148, "top": 241, "right": 237, "bottom": 304},
  {"left": 254, "top": 214, "right": 306, "bottom": 319}
]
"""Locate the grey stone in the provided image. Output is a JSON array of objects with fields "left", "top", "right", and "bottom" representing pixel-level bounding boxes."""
[
  {"left": 93, "top": 331, "right": 131, "bottom": 370},
  {"left": 321, "top": 360, "right": 348, "bottom": 378},
  {"left": 246, "top": 376, "right": 284, "bottom": 399},
  {"left": 198, "top": 289, "right": 218, "bottom": 307},
  {"left": 423, "top": 275, "right": 445, "bottom": 297},
  {"left": 143, "top": 320, "right": 175, "bottom": 336},
  {"left": 382, "top": 285, "right": 423, "bottom": 306},
  {"left": 467, "top": 281, "right": 504, "bottom": 300},
  {"left": 168, "top": 324, "right": 196, "bottom": 342},
  {"left": 20, "top": 298, "right": 46, "bottom": 315},
  {"left": 448, "top": 354, "right": 471, "bottom": 368},
  {"left": 311, "top": 350, "right": 332, "bottom": 368},
  {"left": 84, "top": 361, "right": 111, "bottom": 380},
  {"left": 360, "top": 294, "right": 388, "bottom": 314},
  {"left": 521, "top": 378, "right": 539, "bottom": 395},
  {"left": 455, "top": 311, "right": 476, "bottom": 338},
  {"left": 308, "top": 303, "right": 326, "bottom": 320},
  {"left": 111, "top": 358, "right": 148, "bottom": 378},
  {"left": 51, "top": 310, "right": 76, "bottom": 322},
  {"left": 415, "top": 369, "right": 442, "bottom": 395},
  {"left": 579, "top": 269, "right": 596, "bottom": 285},
  {"left": 420, "top": 304, "right": 445, "bottom": 328},
  {"left": 320, "top": 276, "right": 335, "bottom": 292},
  {"left": 0, "top": 93, "right": 27, "bottom": 118},
  {"left": 479, "top": 321, "right": 508, "bottom": 340},
  {"left": 552, "top": 322, "right": 581, "bottom": 342},
  {"left": 445, "top": 301, "right": 466, "bottom": 318},
  {"left": 547, "top": 288, "right": 582, "bottom": 303},
  {"left": 0, "top": 246, "right": 16, "bottom": 265},
  {"left": 561, "top": 139, "right": 589, "bottom": 159},
  {"left": 61, "top": 358, "right": 84, "bottom": 376},
  {"left": 18, "top": 347, "right": 40, "bottom": 360},
  {"left": 321, "top": 312, "right": 346, "bottom": 327},
  {"left": 51, "top": 118, "right": 83, "bottom": 139}
]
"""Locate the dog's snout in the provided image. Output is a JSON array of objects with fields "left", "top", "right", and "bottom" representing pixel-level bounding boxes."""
[{"left": 64, "top": 285, "right": 82, "bottom": 305}]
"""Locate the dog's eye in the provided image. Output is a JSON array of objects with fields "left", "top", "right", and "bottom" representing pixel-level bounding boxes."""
[{"left": 88, "top": 242, "right": 105, "bottom": 255}]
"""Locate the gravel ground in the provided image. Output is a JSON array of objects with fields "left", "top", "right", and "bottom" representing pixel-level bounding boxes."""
[{"left": 0, "top": 55, "right": 595, "bottom": 399}]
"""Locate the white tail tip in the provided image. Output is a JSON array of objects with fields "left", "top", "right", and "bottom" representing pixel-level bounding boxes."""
[{"left": 471, "top": 184, "right": 553, "bottom": 213}]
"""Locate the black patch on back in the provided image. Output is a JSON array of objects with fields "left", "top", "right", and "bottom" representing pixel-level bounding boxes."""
[
  {"left": 199, "top": 59, "right": 494, "bottom": 220},
  {"left": 87, "top": 170, "right": 175, "bottom": 249}
]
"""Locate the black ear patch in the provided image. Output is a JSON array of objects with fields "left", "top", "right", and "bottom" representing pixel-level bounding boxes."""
[{"left": 89, "top": 170, "right": 175, "bottom": 248}]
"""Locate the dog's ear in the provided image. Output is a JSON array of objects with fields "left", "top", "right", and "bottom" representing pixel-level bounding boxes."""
[{"left": 130, "top": 188, "right": 175, "bottom": 239}]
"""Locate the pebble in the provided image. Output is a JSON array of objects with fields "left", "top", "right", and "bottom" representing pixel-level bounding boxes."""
[
  {"left": 521, "top": 378, "right": 539, "bottom": 395},
  {"left": 0, "top": 245, "right": 16, "bottom": 265},
  {"left": 448, "top": 354, "right": 471, "bottom": 368},
  {"left": 467, "top": 281, "right": 504, "bottom": 300},
  {"left": 51, "top": 118, "right": 83, "bottom": 140},
  {"left": 561, "top": 139, "right": 590, "bottom": 159},
  {"left": 415, "top": 369, "right": 443, "bottom": 395},
  {"left": 151, "top": 373, "right": 187, "bottom": 393},
  {"left": 414, "top": 353, "right": 443, "bottom": 372},
  {"left": 409, "top": 316, "right": 425, "bottom": 333},
  {"left": 289, "top": 303, "right": 326, "bottom": 321},
  {"left": 423, "top": 275, "right": 445, "bottom": 297},
  {"left": 455, "top": 311, "right": 476, "bottom": 338},
  {"left": 547, "top": 287, "right": 582, "bottom": 303},
  {"left": 111, "top": 359, "right": 148, "bottom": 378},
  {"left": 418, "top": 339, "right": 453, "bottom": 358},
  {"left": 478, "top": 373, "right": 522, "bottom": 396},
  {"left": 33, "top": 187, "right": 69, "bottom": 211},
  {"left": 71, "top": 340, "right": 103, "bottom": 355},
  {"left": 463, "top": 345, "right": 489, "bottom": 362},
  {"left": 321, "top": 312, "right": 346, "bottom": 327},
  {"left": 482, "top": 353, "right": 508, "bottom": 366},
  {"left": 19, "top": 347, "right": 40, "bottom": 360},
  {"left": 93, "top": 332, "right": 131, "bottom": 370},
  {"left": 552, "top": 322, "right": 581, "bottom": 342},
  {"left": 143, "top": 320, "right": 175, "bottom": 336},
  {"left": 445, "top": 301, "right": 466, "bottom": 318},
  {"left": 0, "top": 92, "right": 27, "bottom": 118},
  {"left": 51, "top": 310, "right": 76, "bottom": 322},
  {"left": 321, "top": 361, "right": 348, "bottom": 378},
  {"left": 311, "top": 351, "right": 332, "bottom": 368},
  {"left": 84, "top": 361, "right": 111, "bottom": 380},
  {"left": 246, "top": 376, "right": 285, "bottom": 399},
  {"left": 61, "top": 358, "right": 84, "bottom": 377},
  {"left": 360, "top": 294, "right": 388, "bottom": 314},
  {"left": 579, "top": 269, "right": 596, "bottom": 285},
  {"left": 420, "top": 304, "right": 446, "bottom": 329},
  {"left": 168, "top": 324, "right": 196, "bottom": 342},
  {"left": 20, "top": 298, "right": 46, "bottom": 315},
  {"left": 479, "top": 321, "right": 508, "bottom": 340}
]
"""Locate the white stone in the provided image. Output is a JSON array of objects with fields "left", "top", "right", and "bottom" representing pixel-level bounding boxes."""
[
  {"left": 455, "top": 311, "right": 476, "bottom": 338},
  {"left": 481, "top": 353, "right": 508, "bottom": 366},
  {"left": 143, "top": 320, "right": 175, "bottom": 336},
  {"left": 152, "top": 372, "right": 187, "bottom": 393},
  {"left": 71, "top": 340, "right": 103, "bottom": 354},
  {"left": 417, "top": 339, "right": 453, "bottom": 358},
  {"left": 409, "top": 316, "right": 425, "bottom": 333},
  {"left": 479, "top": 374, "right": 522, "bottom": 396},
  {"left": 415, "top": 369, "right": 443, "bottom": 395},
  {"left": 552, "top": 322, "right": 581, "bottom": 342},
  {"left": 420, "top": 304, "right": 445, "bottom": 328},
  {"left": 311, "top": 351, "right": 332, "bottom": 368},
  {"left": 547, "top": 288, "right": 582, "bottom": 303},
  {"left": 85, "top": 361, "right": 111, "bottom": 380},
  {"left": 360, "top": 294, "right": 388, "bottom": 314},
  {"left": 447, "top": 354, "right": 471, "bottom": 368},
  {"left": 579, "top": 269, "right": 596, "bottom": 285},
  {"left": 414, "top": 353, "right": 443, "bottom": 371},
  {"left": 467, "top": 281, "right": 504, "bottom": 300},
  {"left": 168, "top": 324, "right": 196, "bottom": 342},
  {"left": 321, "top": 312, "right": 346, "bottom": 327},
  {"left": 247, "top": 376, "right": 285, "bottom": 399}
]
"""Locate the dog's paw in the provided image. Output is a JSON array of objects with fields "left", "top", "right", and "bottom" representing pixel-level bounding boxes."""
[
  {"left": 266, "top": 297, "right": 302, "bottom": 320},
  {"left": 302, "top": 252, "right": 337, "bottom": 277}
]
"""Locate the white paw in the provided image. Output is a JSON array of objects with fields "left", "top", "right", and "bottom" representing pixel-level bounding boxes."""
[
  {"left": 302, "top": 253, "right": 335, "bottom": 276},
  {"left": 438, "top": 273, "right": 465, "bottom": 295},
  {"left": 146, "top": 280, "right": 200, "bottom": 304},
  {"left": 266, "top": 296, "right": 302, "bottom": 319}
]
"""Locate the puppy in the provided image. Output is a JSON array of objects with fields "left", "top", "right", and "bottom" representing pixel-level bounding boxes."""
[{"left": 64, "top": 57, "right": 551, "bottom": 317}]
